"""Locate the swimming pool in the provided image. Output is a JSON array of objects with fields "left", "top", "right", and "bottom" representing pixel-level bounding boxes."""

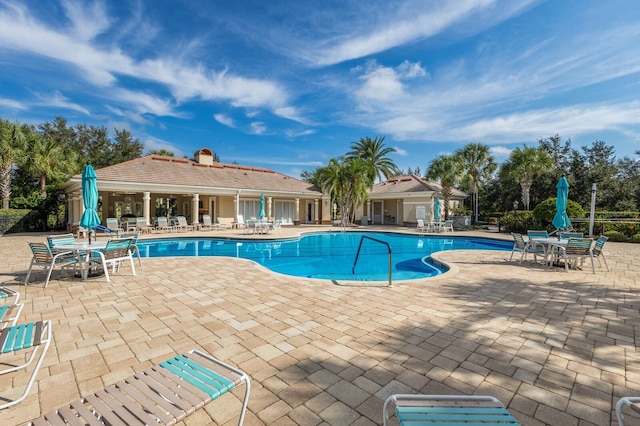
[{"left": 136, "top": 232, "right": 512, "bottom": 281}]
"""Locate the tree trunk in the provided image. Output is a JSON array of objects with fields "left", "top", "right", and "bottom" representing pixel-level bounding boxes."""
[
  {"left": 0, "top": 162, "right": 11, "bottom": 209},
  {"left": 39, "top": 175, "right": 47, "bottom": 199}
]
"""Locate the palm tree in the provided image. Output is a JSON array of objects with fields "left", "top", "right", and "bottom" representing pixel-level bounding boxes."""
[
  {"left": 22, "top": 131, "right": 78, "bottom": 199},
  {"left": 455, "top": 143, "right": 497, "bottom": 225},
  {"left": 0, "top": 120, "right": 26, "bottom": 209},
  {"left": 316, "top": 157, "right": 374, "bottom": 224},
  {"left": 500, "top": 146, "right": 553, "bottom": 210},
  {"left": 425, "top": 155, "right": 464, "bottom": 220},
  {"left": 347, "top": 136, "right": 399, "bottom": 182}
]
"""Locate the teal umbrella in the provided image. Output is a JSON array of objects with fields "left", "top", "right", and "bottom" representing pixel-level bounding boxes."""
[
  {"left": 552, "top": 176, "right": 571, "bottom": 230},
  {"left": 434, "top": 197, "right": 441, "bottom": 220},
  {"left": 79, "top": 163, "right": 101, "bottom": 243},
  {"left": 259, "top": 194, "right": 266, "bottom": 219}
]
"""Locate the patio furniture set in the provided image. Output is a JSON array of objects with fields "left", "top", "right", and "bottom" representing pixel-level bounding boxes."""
[{"left": 509, "top": 230, "right": 609, "bottom": 274}]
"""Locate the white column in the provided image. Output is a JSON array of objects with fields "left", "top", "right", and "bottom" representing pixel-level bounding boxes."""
[
  {"left": 143, "top": 192, "right": 151, "bottom": 225},
  {"left": 234, "top": 192, "right": 240, "bottom": 220},
  {"left": 73, "top": 192, "right": 83, "bottom": 225},
  {"left": 267, "top": 196, "right": 272, "bottom": 219},
  {"left": 314, "top": 199, "right": 319, "bottom": 224},
  {"left": 294, "top": 198, "right": 300, "bottom": 224},
  {"left": 192, "top": 193, "right": 200, "bottom": 225}
]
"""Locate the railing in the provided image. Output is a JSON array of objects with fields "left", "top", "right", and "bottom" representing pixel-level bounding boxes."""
[{"left": 352, "top": 235, "right": 393, "bottom": 287}]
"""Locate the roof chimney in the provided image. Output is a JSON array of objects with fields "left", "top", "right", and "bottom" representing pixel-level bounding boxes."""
[{"left": 194, "top": 148, "right": 214, "bottom": 165}]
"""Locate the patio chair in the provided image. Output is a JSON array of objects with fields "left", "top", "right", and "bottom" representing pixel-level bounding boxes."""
[
  {"left": 509, "top": 233, "right": 546, "bottom": 264},
  {"left": 0, "top": 320, "right": 52, "bottom": 409},
  {"left": 46, "top": 233, "right": 77, "bottom": 249},
  {"left": 441, "top": 220, "right": 454, "bottom": 232},
  {"left": 271, "top": 219, "right": 282, "bottom": 234},
  {"left": 235, "top": 214, "right": 247, "bottom": 230},
  {"left": 94, "top": 224, "right": 122, "bottom": 238},
  {"left": 592, "top": 235, "right": 609, "bottom": 271},
  {"left": 383, "top": 394, "right": 519, "bottom": 426},
  {"left": 24, "top": 242, "right": 80, "bottom": 288},
  {"left": 121, "top": 232, "right": 142, "bottom": 266},
  {"left": 30, "top": 349, "right": 250, "bottom": 426},
  {"left": 527, "top": 230, "right": 549, "bottom": 239},
  {"left": 174, "top": 216, "right": 195, "bottom": 232},
  {"left": 559, "top": 231, "right": 584, "bottom": 239},
  {"left": 554, "top": 237, "right": 595, "bottom": 274},
  {"left": 87, "top": 237, "right": 136, "bottom": 282},
  {"left": 416, "top": 219, "right": 427, "bottom": 233}
]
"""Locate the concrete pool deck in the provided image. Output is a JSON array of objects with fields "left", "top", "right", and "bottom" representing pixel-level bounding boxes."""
[{"left": 1, "top": 226, "right": 639, "bottom": 425}]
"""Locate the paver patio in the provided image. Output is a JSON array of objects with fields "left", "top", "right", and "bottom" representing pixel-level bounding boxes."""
[{"left": 1, "top": 226, "right": 639, "bottom": 425}]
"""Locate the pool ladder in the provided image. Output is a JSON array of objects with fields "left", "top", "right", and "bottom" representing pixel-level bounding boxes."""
[{"left": 352, "top": 235, "right": 393, "bottom": 287}]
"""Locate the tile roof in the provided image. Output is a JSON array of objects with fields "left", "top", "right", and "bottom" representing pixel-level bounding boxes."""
[
  {"left": 77, "top": 155, "right": 320, "bottom": 194},
  {"left": 371, "top": 174, "right": 466, "bottom": 196}
]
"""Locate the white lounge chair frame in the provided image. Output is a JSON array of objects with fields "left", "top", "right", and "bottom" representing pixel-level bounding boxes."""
[
  {"left": 0, "top": 320, "right": 52, "bottom": 409},
  {"left": 88, "top": 237, "right": 136, "bottom": 282},
  {"left": 383, "top": 394, "right": 519, "bottom": 425},
  {"left": 30, "top": 349, "right": 250, "bottom": 426}
]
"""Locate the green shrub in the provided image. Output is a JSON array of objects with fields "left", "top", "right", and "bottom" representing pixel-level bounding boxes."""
[
  {"left": 500, "top": 211, "right": 537, "bottom": 234},
  {"left": 532, "top": 198, "right": 586, "bottom": 227},
  {"left": 629, "top": 234, "right": 640, "bottom": 243},
  {"left": 604, "top": 230, "right": 628, "bottom": 242},
  {"left": 0, "top": 209, "right": 33, "bottom": 234}
]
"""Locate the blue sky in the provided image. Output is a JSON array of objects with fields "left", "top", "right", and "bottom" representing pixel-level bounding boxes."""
[{"left": 1, "top": 0, "right": 640, "bottom": 178}]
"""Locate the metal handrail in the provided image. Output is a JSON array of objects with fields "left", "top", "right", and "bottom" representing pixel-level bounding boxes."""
[{"left": 352, "top": 235, "right": 393, "bottom": 287}]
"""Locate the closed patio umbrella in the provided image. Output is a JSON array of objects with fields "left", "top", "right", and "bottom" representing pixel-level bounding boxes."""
[
  {"left": 259, "top": 193, "right": 265, "bottom": 219},
  {"left": 434, "top": 198, "right": 441, "bottom": 221},
  {"left": 552, "top": 176, "right": 571, "bottom": 231},
  {"left": 79, "top": 163, "right": 101, "bottom": 244}
]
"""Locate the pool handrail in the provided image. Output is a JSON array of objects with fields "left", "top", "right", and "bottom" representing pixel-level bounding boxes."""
[{"left": 352, "top": 235, "right": 393, "bottom": 287}]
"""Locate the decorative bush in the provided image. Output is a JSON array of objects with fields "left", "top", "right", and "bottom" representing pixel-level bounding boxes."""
[
  {"left": 0, "top": 209, "right": 33, "bottom": 234},
  {"left": 604, "top": 230, "right": 628, "bottom": 242},
  {"left": 532, "top": 198, "right": 586, "bottom": 227},
  {"left": 629, "top": 234, "right": 640, "bottom": 243}
]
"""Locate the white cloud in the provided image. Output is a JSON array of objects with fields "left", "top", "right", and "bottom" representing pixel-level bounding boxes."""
[
  {"left": 0, "top": 1, "right": 300, "bottom": 121},
  {"left": 36, "top": 90, "right": 90, "bottom": 115},
  {"left": 142, "top": 136, "right": 185, "bottom": 157},
  {"left": 393, "top": 146, "right": 408, "bottom": 156},
  {"left": 214, "top": 113, "right": 235, "bottom": 127},
  {"left": 0, "top": 97, "right": 26, "bottom": 110},
  {"left": 250, "top": 121, "right": 267, "bottom": 135},
  {"left": 489, "top": 146, "right": 513, "bottom": 157}
]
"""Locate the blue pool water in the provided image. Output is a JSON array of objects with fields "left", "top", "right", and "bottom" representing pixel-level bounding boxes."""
[{"left": 136, "top": 232, "right": 512, "bottom": 281}]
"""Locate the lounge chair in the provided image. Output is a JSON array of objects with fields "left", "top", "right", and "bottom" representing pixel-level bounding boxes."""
[
  {"left": 383, "top": 394, "right": 519, "bottom": 425},
  {"left": 0, "top": 300, "right": 23, "bottom": 330},
  {"left": 217, "top": 217, "right": 233, "bottom": 230},
  {"left": 87, "top": 237, "right": 136, "bottom": 282},
  {"left": 235, "top": 214, "right": 247, "bottom": 230},
  {"left": 24, "top": 242, "right": 79, "bottom": 288},
  {"left": 509, "top": 233, "right": 546, "bottom": 264},
  {"left": 0, "top": 286, "right": 19, "bottom": 304},
  {"left": 135, "top": 217, "right": 152, "bottom": 234},
  {"left": 616, "top": 396, "right": 640, "bottom": 425},
  {"left": 0, "top": 320, "right": 52, "bottom": 409},
  {"left": 592, "top": 235, "right": 609, "bottom": 271},
  {"left": 416, "top": 219, "right": 427, "bottom": 233},
  {"left": 174, "top": 216, "right": 195, "bottom": 232},
  {"left": 107, "top": 217, "right": 124, "bottom": 233},
  {"left": 94, "top": 224, "right": 122, "bottom": 238},
  {"left": 46, "top": 233, "right": 77, "bottom": 249},
  {"left": 155, "top": 216, "right": 175, "bottom": 233},
  {"left": 198, "top": 214, "right": 219, "bottom": 231},
  {"left": 30, "top": 349, "right": 250, "bottom": 425},
  {"left": 270, "top": 219, "right": 282, "bottom": 234}
]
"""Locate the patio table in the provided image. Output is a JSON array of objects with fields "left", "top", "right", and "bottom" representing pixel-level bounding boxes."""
[
  {"left": 529, "top": 237, "right": 569, "bottom": 267},
  {"left": 53, "top": 241, "right": 108, "bottom": 280}
]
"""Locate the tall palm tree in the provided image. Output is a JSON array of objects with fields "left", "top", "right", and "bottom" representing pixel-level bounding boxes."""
[
  {"left": 0, "top": 120, "right": 26, "bottom": 209},
  {"left": 316, "top": 157, "right": 374, "bottom": 224},
  {"left": 22, "top": 131, "right": 78, "bottom": 199},
  {"left": 455, "top": 143, "right": 497, "bottom": 224},
  {"left": 425, "top": 155, "right": 464, "bottom": 220},
  {"left": 500, "top": 146, "right": 553, "bottom": 210},
  {"left": 347, "top": 136, "right": 399, "bottom": 182}
]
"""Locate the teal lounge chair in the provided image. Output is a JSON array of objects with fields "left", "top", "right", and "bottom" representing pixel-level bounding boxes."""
[
  {"left": 30, "top": 349, "right": 250, "bottom": 425},
  {"left": 0, "top": 320, "right": 52, "bottom": 409},
  {"left": 383, "top": 394, "right": 520, "bottom": 425}
]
